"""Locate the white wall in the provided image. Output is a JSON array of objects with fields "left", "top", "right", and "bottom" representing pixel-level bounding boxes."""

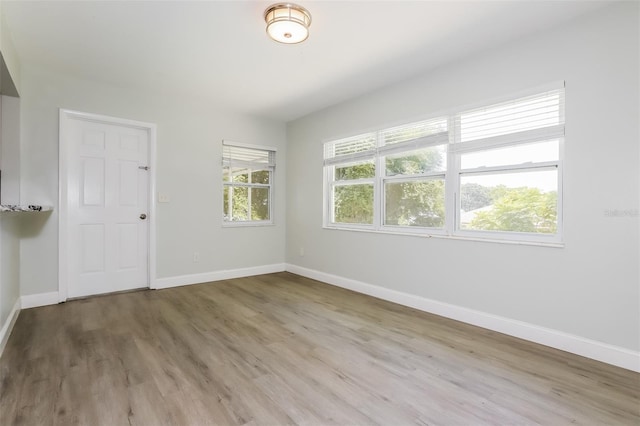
[
  {"left": 0, "top": 1, "right": 20, "bottom": 93},
  {"left": 0, "top": 93, "right": 16, "bottom": 328},
  {"left": 0, "top": 214, "right": 20, "bottom": 326},
  {"left": 1, "top": 95, "right": 19, "bottom": 204},
  {"left": 19, "top": 68, "right": 287, "bottom": 296},
  {"left": 0, "top": 96, "right": 23, "bottom": 345},
  {"left": 0, "top": 0, "right": 21, "bottom": 335},
  {"left": 0, "top": 96, "right": 21, "bottom": 336},
  {"left": 286, "top": 3, "right": 639, "bottom": 352}
]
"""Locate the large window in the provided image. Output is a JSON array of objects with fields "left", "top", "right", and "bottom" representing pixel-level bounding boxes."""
[
  {"left": 323, "top": 85, "right": 565, "bottom": 244},
  {"left": 223, "top": 141, "right": 275, "bottom": 225}
]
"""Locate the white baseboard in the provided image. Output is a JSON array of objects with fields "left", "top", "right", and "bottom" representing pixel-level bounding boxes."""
[
  {"left": 21, "top": 292, "right": 60, "bottom": 309},
  {"left": 0, "top": 297, "right": 21, "bottom": 357},
  {"left": 285, "top": 263, "right": 640, "bottom": 373},
  {"left": 153, "top": 263, "right": 287, "bottom": 290}
]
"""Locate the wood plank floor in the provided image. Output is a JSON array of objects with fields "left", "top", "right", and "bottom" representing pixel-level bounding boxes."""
[{"left": 1, "top": 272, "right": 638, "bottom": 425}]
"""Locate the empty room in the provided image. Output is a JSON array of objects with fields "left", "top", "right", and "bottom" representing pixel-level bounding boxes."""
[{"left": 0, "top": 0, "right": 638, "bottom": 424}]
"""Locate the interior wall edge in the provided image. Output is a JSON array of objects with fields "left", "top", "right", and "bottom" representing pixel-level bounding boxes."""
[
  {"left": 284, "top": 263, "right": 640, "bottom": 373},
  {"left": 0, "top": 296, "right": 20, "bottom": 357}
]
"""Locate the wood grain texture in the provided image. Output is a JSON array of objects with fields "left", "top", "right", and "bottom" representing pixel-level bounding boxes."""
[{"left": 1, "top": 272, "right": 638, "bottom": 425}]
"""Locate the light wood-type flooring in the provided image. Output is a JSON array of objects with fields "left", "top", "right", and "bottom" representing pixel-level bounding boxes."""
[{"left": 1, "top": 272, "right": 639, "bottom": 425}]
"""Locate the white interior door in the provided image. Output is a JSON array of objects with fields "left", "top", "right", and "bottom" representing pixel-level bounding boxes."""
[{"left": 63, "top": 114, "right": 151, "bottom": 298}]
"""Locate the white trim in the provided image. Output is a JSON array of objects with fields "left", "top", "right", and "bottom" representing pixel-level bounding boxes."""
[
  {"left": 148, "top": 125, "right": 158, "bottom": 291},
  {"left": 450, "top": 125, "right": 564, "bottom": 154},
  {"left": 21, "top": 292, "right": 60, "bottom": 309},
  {"left": 152, "top": 263, "right": 286, "bottom": 290},
  {"left": 222, "top": 221, "right": 276, "bottom": 228},
  {"left": 59, "top": 110, "right": 156, "bottom": 130},
  {"left": 0, "top": 297, "right": 21, "bottom": 357},
  {"left": 58, "top": 109, "right": 158, "bottom": 301},
  {"left": 58, "top": 110, "right": 69, "bottom": 302},
  {"left": 285, "top": 264, "right": 640, "bottom": 372}
]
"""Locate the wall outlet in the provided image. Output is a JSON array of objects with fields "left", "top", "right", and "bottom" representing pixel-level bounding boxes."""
[
  {"left": 158, "top": 193, "right": 171, "bottom": 203},
  {"left": 299, "top": 247, "right": 305, "bottom": 257},
  {"left": 193, "top": 252, "right": 200, "bottom": 262}
]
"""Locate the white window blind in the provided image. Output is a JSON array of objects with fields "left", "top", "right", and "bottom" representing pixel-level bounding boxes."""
[
  {"left": 324, "top": 118, "right": 448, "bottom": 166},
  {"left": 323, "top": 133, "right": 376, "bottom": 166},
  {"left": 223, "top": 143, "right": 275, "bottom": 170},
  {"left": 456, "top": 89, "right": 565, "bottom": 145},
  {"left": 379, "top": 118, "right": 448, "bottom": 157},
  {"left": 381, "top": 118, "right": 447, "bottom": 146}
]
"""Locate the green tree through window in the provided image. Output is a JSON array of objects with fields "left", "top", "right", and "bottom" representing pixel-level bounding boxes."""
[{"left": 469, "top": 186, "right": 557, "bottom": 233}]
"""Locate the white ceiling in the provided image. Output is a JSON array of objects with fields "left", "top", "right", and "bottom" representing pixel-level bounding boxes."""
[{"left": 3, "top": 0, "right": 613, "bottom": 122}]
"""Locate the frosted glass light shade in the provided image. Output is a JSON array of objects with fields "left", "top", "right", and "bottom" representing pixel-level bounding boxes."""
[{"left": 264, "top": 3, "right": 312, "bottom": 44}]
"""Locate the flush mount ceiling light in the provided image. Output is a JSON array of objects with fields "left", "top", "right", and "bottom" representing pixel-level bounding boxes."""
[{"left": 264, "top": 3, "right": 312, "bottom": 44}]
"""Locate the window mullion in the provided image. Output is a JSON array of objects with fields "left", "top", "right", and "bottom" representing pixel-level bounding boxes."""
[
  {"left": 446, "top": 116, "right": 458, "bottom": 235},
  {"left": 269, "top": 170, "right": 274, "bottom": 224},
  {"left": 384, "top": 174, "right": 445, "bottom": 184},
  {"left": 332, "top": 177, "right": 376, "bottom": 186},
  {"left": 247, "top": 168, "right": 252, "bottom": 220},
  {"left": 375, "top": 131, "right": 383, "bottom": 229},
  {"left": 225, "top": 182, "right": 271, "bottom": 188},
  {"left": 460, "top": 161, "right": 558, "bottom": 176},
  {"left": 228, "top": 185, "right": 234, "bottom": 221},
  {"left": 385, "top": 170, "right": 447, "bottom": 181}
]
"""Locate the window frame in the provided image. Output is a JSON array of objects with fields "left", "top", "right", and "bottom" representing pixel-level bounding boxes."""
[
  {"left": 222, "top": 140, "right": 276, "bottom": 227},
  {"left": 325, "top": 161, "right": 377, "bottom": 230},
  {"left": 323, "top": 83, "right": 565, "bottom": 245}
]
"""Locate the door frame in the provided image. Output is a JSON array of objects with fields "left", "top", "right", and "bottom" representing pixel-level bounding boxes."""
[{"left": 58, "top": 109, "right": 157, "bottom": 302}]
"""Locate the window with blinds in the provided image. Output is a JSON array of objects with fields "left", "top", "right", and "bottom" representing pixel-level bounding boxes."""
[
  {"left": 323, "top": 117, "right": 449, "bottom": 228},
  {"left": 323, "top": 134, "right": 377, "bottom": 225},
  {"left": 323, "top": 83, "right": 565, "bottom": 244},
  {"left": 222, "top": 141, "right": 275, "bottom": 224},
  {"left": 455, "top": 87, "right": 564, "bottom": 239}
]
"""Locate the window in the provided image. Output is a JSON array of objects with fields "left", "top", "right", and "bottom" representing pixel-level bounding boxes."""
[
  {"left": 324, "top": 118, "right": 448, "bottom": 229},
  {"left": 324, "top": 133, "right": 376, "bottom": 225},
  {"left": 453, "top": 89, "right": 564, "bottom": 241},
  {"left": 323, "top": 84, "right": 565, "bottom": 244},
  {"left": 382, "top": 120, "right": 448, "bottom": 229},
  {"left": 222, "top": 141, "right": 275, "bottom": 225}
]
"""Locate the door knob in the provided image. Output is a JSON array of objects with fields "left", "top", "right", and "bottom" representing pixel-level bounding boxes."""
[{"left": 140, "top": 213, "right": 147, "bottom": 220}]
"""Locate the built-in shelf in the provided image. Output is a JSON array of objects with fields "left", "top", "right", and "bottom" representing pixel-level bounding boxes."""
[{"left": 0, "top": 205, "right": 53, "bottom": 213}]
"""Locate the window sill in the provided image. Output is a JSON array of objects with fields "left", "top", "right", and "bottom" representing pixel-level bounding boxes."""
[
  {"left": 322, "top": 225, "right": 564, "bottom": 248},
  {"left": 222, "top": 221, "right": 275, "bottom": 228}
]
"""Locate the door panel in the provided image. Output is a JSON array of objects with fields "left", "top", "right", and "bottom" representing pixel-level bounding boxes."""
[
  {"left": 80, "top": 224, "right": 105, "bottom": 273},
  {"left": 81, "top": 157, "right": 105, "bottom": 206}
]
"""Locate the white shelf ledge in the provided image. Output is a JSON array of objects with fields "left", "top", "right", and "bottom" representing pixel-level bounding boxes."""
[{"left": 0, "top": 205, "right": 53, "bottom": 213}]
